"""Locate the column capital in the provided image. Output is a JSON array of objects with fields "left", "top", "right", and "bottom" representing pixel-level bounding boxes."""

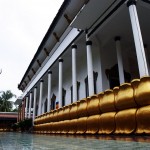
[
  {"left": 86, "top": 41, "right": 92, "bottom": 46},
  {"left": 34, "top": 86, "right": 37, "bottom": 89},
  {"left": 48, "top": 70, "right": 52, "bottom": 74},
  {"left": 30, "top": 91, "right": 32, "bottom": 94},
  {"left": 115, "top": 36, "right": 121, "bottom": 41},
  {"left": 59, "top": 58, "right": 63, "bottom": 62},
  {"left": 127, "top": 0, "right": 136, "bottom": 7},
  {"left": 40, "top": 79, "right": 44, "bottom": 82},
  {"left": 71, "top": 44, "right": 77, "bottom": 49}
]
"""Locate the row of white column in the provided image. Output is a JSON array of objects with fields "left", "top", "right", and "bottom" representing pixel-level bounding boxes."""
[
  {"left": 24, "top": 40, "right": 94, "bottom": 120},
  {"left": 24, "top": 0, "right": 149, "bottom": 122},
  {"left": 115, "top": 1, "right": 149, "bottom": 85}
]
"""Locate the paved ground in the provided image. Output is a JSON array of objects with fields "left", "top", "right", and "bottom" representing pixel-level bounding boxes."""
[{"left": 0, "top": 132, "right": 150, "bottom": 150}]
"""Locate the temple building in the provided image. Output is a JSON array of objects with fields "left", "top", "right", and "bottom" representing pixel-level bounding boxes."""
[{"left": 17, "top": 0, "right": 150, "bottom": 134}]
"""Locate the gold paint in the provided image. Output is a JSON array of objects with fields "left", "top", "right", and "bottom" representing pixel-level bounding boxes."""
[
  {"left": 40, "top": 124, "right": 44, "bottom": 133},
  {"left": 42, "top": 113, "right": 47, "bottom": 123},
  {"left": 36, "top": 116, "right": 40, "bottom": 124},
  {"left": 43, "top": 113, "right": 48, "bottom": 123},
  {"left": 113, "top": 86, "right": 119, "bottom": 107},
  {"left": 68, "top": 119, "right": 77, "bottom": 134},
  {"left": 76, "top": 117, "right": 87, "bottom": 134},
  {"left": 61, "top": 120, "right": 70, "bottom": 134},
  {"left": 57, "top": 107, "right": 64, "bottom": 121},
  {"left": 55, "top": 121, "right": 62, "bottom": 134},
  {"left": 69, "top": 102, "right": 78, "bottom": 119},
  {"left": 115, "top": 108, "right": 137, "bottom": 134},
  {"left": 99, "top": 90, "right": 116, "bottom": 113},
  {"left": 45, "top": 123, "right": 49, "bottom": 133},
  {"left": 87, "top": 95, "right": 100, "bottom": 116},
  {"left": 38, "top": 116, "right": 42, "bottom": 124},
  {"left": 44, "top": 123, "right": 48, "bottom": 133},
  {"left": 41, "top": 114, "right": 45, "bottom": 124},
  {"left": 77, "top": 98, "right": 88, "bottom": 117},
  {"left": 47, "top": 122, "right": 52, "bottom": 133},
  {"left": 131, "top": 79, "right": 140, "bottom": 102},
  {"left": 51, "top": 110, "right": 58, "bottom": 122},
  {"left": 115, "top": 83, "right": 137, "bottom": 110},
  {"left": 51, "top": 122, "right": 57, "bottom": 133},
  {"left": 46, "top": 112, "right": 53, "bottom": 123},
  {"left": 136, "top": 105, "right": 150, "bottom": 134},
  {"left": 43, "top": 112, "right": 50, "bottom": 123},
  {"left": 63, "top": 105, "right": 71, "bottom": 120},
  {"left": 136, "top": 76, "right": 150, "bottom": 106},
  {"left": 98, "top": 112, "right": 116, "bottom": 134},
  {"left": 86, "top": 115, "right": 100, "bottom": 134},
  {"left": 49, "top": 122, "right": 54, "bottom": 133},
  {"left": 42, "top": 124, "right": 45, "bottom": 132}
]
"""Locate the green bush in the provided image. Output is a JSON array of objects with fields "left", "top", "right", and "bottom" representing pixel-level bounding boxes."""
[{"left": 11, "top": 118, "right": 33, "bottom": 132}]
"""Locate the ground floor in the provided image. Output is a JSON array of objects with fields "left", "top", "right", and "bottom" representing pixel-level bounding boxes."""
[{"left": 0, "top": 132, "right": 150, "bottom": 149}]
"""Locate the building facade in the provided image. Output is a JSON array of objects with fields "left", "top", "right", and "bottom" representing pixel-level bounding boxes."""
[{"left": 18, "top": 0, "right": 150, "bottom": 124}]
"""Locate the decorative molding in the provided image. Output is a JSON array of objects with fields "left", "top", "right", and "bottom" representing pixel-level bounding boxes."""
[
  {"left": 64, "top": 14, "right": 71, "bottom": 24},
  {"left": 48, "top": 70, "right": 52, "bottom": 74},
  {"left": 86, "top": 40, "right": 92, "bottom": 46},
  {"left": 127, "top": 0, "right": 136, "bottom": 7},
  {"left": 53, "top": 32, "right": 59, "bottom": 42},
  {"left": 71, "top": 44, "right": 77, "bottom": 49},
  {"left": 32, "top": 68, "right": 36, "bottom": 74},
  {"left": 40, "top": 79, "right": 44, "bottom": 82},
  {"left": 59, "top": 59, "right": 63, "bottom": 62},
  {"left": 115, "top": 36, "right": 121, "bottom": 41},
  {"left": 44, "top": 48, "right": 49, "bottom": 56},
  {"left": 37, "top": 59, "right": 41, "bottom": 67},
  {"left": 28, "top": 75, "right": 31, "bottom": 81}
]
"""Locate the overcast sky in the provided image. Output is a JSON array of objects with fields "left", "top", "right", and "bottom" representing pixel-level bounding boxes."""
[{"left": 0, "top": 0, "right": 64, "bottom": 101}]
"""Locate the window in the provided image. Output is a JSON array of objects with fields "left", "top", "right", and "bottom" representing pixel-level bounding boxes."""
[
  {"left": 44, "top": 98, "right": 47, "bottom": 113},
  {"left": 105, "top": 64, "right": 131, "bottom": 89},
  {"left": 62, "top": 88, "right": 66, "bottom": 107},
  {"left": 51, "top": 94, "right": 56, "bottom": 110}
]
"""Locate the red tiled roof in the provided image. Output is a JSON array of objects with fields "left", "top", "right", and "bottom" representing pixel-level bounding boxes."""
[{"left": 0, "top": 113, "right": 17, "bottom": 118}]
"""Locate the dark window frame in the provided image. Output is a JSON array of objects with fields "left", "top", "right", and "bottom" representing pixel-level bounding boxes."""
[{"left": 85, "top": 71, "right": 98, "bottom": 97}]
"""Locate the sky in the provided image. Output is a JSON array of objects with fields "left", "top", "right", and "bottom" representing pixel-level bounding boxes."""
[{"left": 0, "top": 0, "right": 64, "bottom": 102}]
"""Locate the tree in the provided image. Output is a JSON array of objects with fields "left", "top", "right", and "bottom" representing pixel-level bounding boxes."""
[{"left": 0, "top": 90, "right": 16, "bottom": 112}]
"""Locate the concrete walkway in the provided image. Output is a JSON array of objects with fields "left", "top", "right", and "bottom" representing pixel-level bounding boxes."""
[{"left": 0, "top": 132, "right": 150, "bottom": 150}]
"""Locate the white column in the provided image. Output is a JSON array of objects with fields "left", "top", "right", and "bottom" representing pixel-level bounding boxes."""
[
  {"left": 72, "top": 44, "right": 77, "bottom": 102},
  {"left": 58, "top": 58, "right": 63, "bottom": 108},
  {"left": 38, "top": 79, "right": 43, "bottom": 115},
  {"left": 115, "top": 36, "right": 125, "bottom": 84},
  {"left": 128, "top": 0, "right": 149, "bottom": 77},
  {"left": 144, "top": 45, "right": 150, "bottom": 75},
  {"left": 33, "top": 87, "right": 37, "bottom": 123},
  {"left": 28, "top": 92, "right": 32, "bottom": 118},
  {"left": 86, "top": 40, "right": 94, "bottom": 96},
  {"left": 25, "top": 96, "right": 29, "bottom": 118},
  {"left": 47, "top": 70, "right": 52, "bottom": 112}
]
